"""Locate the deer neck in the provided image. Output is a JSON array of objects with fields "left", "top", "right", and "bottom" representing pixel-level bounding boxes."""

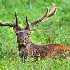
[{"left": 26, "top": 39, "right": 34, "bottom": 46}]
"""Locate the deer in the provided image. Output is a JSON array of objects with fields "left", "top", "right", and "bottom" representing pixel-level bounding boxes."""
[{"left": 0, "top": 3, "right": 70, "bottom": 62}]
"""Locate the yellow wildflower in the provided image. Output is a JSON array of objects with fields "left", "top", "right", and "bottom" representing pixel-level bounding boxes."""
[
  {"left": 54, "top": 0, "right": 56, "bottom": 2},
  {"left": 37, "top": 30, "right": 41, "bottom": 33},
  {"left": 16, "top": 36, "right": 17, "bottom": 39},
  {"left": 56, "top": 19, "right": 59, "bottom": 22},
  {"left": 19, "top": 23, "right": 23, "bottom": 27},
  {"left": 9, "top": 58, "right": 12, "bottom": 60},
  {"left": 10, "top": 27, "right": 13, "bottom": 32},
  {"left": 33, "top": 36, "right": 36, "bottom": 38}
]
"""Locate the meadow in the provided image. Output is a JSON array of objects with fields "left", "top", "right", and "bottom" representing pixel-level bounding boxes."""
[{"left": 0, "top": 0, "right": 70, "bottom": 70}]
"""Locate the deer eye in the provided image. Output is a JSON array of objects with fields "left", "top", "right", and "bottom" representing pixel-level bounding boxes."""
[{"left": 16, "top": 32, "right": 18, "bottom": 35}]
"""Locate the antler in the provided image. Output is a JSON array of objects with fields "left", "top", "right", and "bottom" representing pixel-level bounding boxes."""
[
  {"left": 30, "top": 3, "right": 56, "bottom": 27},
  {"left": 0, "top": 11, "right": 20, "bottom": 28},
  {"left": 26, "top": 16, "right": 29, "bottom": 27},
  {"left": 0, "top": 3, "right": 56, "bottom": 29},
  {"left": 15, "top": 11, "right": 19, "bottom": 27},
  {"left": 0, "top": 21, "right": 13, "bottom": 27}
]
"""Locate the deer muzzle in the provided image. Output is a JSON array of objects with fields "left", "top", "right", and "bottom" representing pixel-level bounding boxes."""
[{"left": 19, "top": 38, "right": 27, "bottom": 45}]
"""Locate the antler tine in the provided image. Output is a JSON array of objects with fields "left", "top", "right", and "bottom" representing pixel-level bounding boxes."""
[
  {"left": 47, "top": 3, "right": 56, "bottom": 17},
  {"left": 15, "top": 11, "right": 18, "bottom": 27},
  {"left": 0, "top": 11, "right": 19, "bottom": 27},
  {"left": 26, "top": 16, "right": 31, "bottom": 28},
  {"left": 31, "top": 3, "right": 56, "bottom": 27},
  {"left": 0, "top": 11, "right": 20, "bottom": 28},
  {"left": 0, "top": 20, "right": 13, "bottom": 27},
  {"left": 26, "top": 16, "right": 29, "bottom": 26}
]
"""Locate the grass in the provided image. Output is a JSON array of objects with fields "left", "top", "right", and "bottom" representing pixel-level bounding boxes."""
[{"left": 0, "top": 0, "right": 70, "bottom": 70}]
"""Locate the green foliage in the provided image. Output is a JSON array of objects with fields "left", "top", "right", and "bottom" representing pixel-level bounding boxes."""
[{"left": 0, "top": 0, "right": 70, "bottom": 70}]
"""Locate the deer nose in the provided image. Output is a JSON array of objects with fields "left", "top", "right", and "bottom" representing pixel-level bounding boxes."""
[
  {"left": 20, "top": 38, "right": 25, "bottom": 42},
  {"left": 20, "top": 37, "right": 26, "bottom": 42}
]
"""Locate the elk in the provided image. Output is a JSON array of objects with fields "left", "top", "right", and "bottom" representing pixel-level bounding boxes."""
[{"left": 0, "top": 3, "right": 70, "bottom": 62}]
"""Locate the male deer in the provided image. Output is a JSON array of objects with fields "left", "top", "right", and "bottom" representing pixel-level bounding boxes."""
[{"left": 0, "top": 3, "right": 70, "bottom": 62}]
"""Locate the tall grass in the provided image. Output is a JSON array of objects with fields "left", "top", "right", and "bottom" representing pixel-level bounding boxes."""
[{"left": 0, "top": 0, "right": 70, "bottom": 70}]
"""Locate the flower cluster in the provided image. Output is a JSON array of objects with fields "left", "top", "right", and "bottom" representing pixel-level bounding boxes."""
[
  {"left": 10, "top": 27, "right": 13, "bottom": 32},
  {"left": 56, "top": 19, "right": 59, "bottom": 23},
  {"left": 19, "top": 23, "right": 23, "bottom": 28},
  {"left": 37, "top": 30, "right": 42, "bottom": 33}
]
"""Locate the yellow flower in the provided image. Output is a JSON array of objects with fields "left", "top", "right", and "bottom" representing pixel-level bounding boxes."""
[
  {"left": 37, "top": 30, "right": 41, "bottom": 33},
  {"left": 54, "top": 0, "right": 56, "bottom": 2},
  {"left": 16, "top": 36, "right": 17, "bottom": 39},
  {"left": 9, "top": 58, "right": 12, "bottom": 60},
  {"left": 19, "top": 23, "right": 23, "bottom": 27},
  {"left": 10, "top": 27, "right": 13, "bottom": 32},
  {"left": 33, "top": 36, "right": 36, "bottom": 38},
  {"left": 56, "top": 19, "right": 59, "bottom": 22}
]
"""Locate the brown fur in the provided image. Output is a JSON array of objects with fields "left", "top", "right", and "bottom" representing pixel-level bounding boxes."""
[{"left": 17, "top": 34, "right": 70, "bottom": 61}]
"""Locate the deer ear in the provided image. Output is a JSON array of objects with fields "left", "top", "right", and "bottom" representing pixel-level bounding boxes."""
[
  {"left": 13, "top": 27, "right": 17, "bottom": 32},
  {"left": 31, "top": 28, "right": 36, "bottom": 33}
]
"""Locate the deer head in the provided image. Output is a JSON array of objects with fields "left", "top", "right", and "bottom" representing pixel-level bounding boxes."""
[{"left": 0, "top": 3, "right": 56, "bottom": 46}]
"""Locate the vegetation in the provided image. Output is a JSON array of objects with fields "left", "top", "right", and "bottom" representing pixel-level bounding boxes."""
[{"left": 0, "top": 0, "right": 70, "bottom": 70}]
